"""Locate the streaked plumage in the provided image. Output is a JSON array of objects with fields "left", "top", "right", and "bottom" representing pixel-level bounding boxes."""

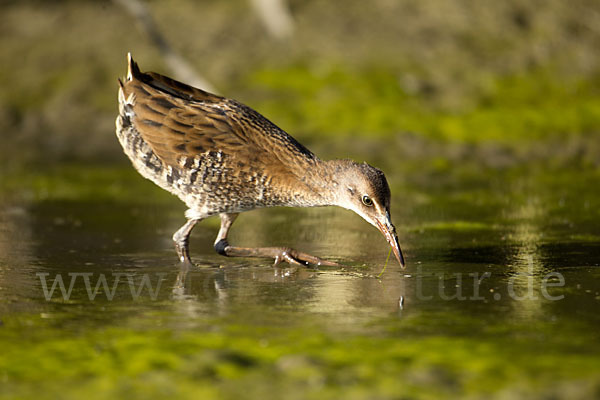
[{"left": 116, "top": 53, "right": 405, "bottom": 267}]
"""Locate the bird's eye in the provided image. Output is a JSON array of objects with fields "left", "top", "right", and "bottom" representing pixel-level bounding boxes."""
[{"left": 362, "top": 195, "right": 373, "bottom": 207}]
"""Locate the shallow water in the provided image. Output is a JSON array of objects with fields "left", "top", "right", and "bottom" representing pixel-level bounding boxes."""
[{"left": 1, "top": 162, "right": 599, "bottom": 398}]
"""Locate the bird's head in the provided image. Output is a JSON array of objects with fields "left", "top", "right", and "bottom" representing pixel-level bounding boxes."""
[{"left": 329, "top": 160, "right": 405, "bottom": 268}]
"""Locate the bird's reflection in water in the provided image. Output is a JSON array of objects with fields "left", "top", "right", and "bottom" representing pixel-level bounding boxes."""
[
  {"left": 171, "top": 261, "right": 318, "bottom": 304},
  {"left": 169, "top": 258, "right": 407, "bottom": 323}
]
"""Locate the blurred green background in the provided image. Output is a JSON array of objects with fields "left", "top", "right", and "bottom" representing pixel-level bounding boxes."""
[{"left": 2, "top": 0, "right": 599, "bottom": 170}]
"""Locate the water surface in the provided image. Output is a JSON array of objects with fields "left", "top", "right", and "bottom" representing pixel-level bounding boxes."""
[{"left": 1, "top": 162, "right": 599, "bottom": 399}]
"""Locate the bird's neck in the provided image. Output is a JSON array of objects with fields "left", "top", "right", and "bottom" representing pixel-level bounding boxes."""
[{"left": 298, "top": 159, "right": 352, "bottom": 207}]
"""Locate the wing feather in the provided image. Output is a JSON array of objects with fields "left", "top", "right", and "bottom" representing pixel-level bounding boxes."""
[{"left": 120, "top": 57, "right": 316, "bottom": 181}]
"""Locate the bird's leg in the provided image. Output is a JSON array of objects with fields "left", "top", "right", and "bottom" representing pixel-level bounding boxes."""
[
  {"left": 173, "top": 218, "right": 200, "bottom": 264},
  {"left": 214, "top": 213, "right": 341, "bottom": 267}
]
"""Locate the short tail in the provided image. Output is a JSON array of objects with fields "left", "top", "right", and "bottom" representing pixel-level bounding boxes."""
[
  {"left": 117, "top": 53, "right": 137, "bottom": 129},
  {"left": 120, "top": 52, "right": 223, "bottom": 103},
  {"left": 126, "top": 52, "right": 141, "bottom": 81}
]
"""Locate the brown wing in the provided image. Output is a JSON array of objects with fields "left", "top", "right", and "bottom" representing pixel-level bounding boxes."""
[{"left": 120, "top": 55, "right": 316, "bottom": 176}]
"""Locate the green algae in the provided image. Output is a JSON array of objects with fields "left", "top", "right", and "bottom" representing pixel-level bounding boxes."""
[
  {"left": 248, "top": 65, "right": 600, "bottom": 145},
  {"left": 1, "top": 309, "right": 599, "bottom": 400}
]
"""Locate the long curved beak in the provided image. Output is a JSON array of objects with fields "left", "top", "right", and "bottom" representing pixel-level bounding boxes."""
[{"left": 375, "top": 212, "right": 405, "bottom": 268}]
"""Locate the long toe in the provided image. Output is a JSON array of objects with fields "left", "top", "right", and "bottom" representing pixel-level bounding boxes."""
[
  {"left": 286, "top": 248, "right": 343, "bottom": 267},
  {"left": 273, "top": 250, "right": 305, "bottom": 267}
]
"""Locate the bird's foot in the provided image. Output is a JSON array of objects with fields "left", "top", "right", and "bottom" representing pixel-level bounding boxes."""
[
  {"left": 173, "top": 219, "right": 199, "bottom": 264},
  {"left": 173, "top": 234, "right": 195, "bottom": 264},
  {"left": 271, "top": 247, "right": 342, "bottom": 267},
  {"left": 216, "top": 241, "right": 342, "bottom": 267},
  {"left": 174, "top": 240, "right": 193, "bottom": 264}
]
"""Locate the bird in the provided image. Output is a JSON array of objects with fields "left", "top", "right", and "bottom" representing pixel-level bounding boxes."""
[{"left": 116, "top": 53, "right": 405, "bottom": 268}]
